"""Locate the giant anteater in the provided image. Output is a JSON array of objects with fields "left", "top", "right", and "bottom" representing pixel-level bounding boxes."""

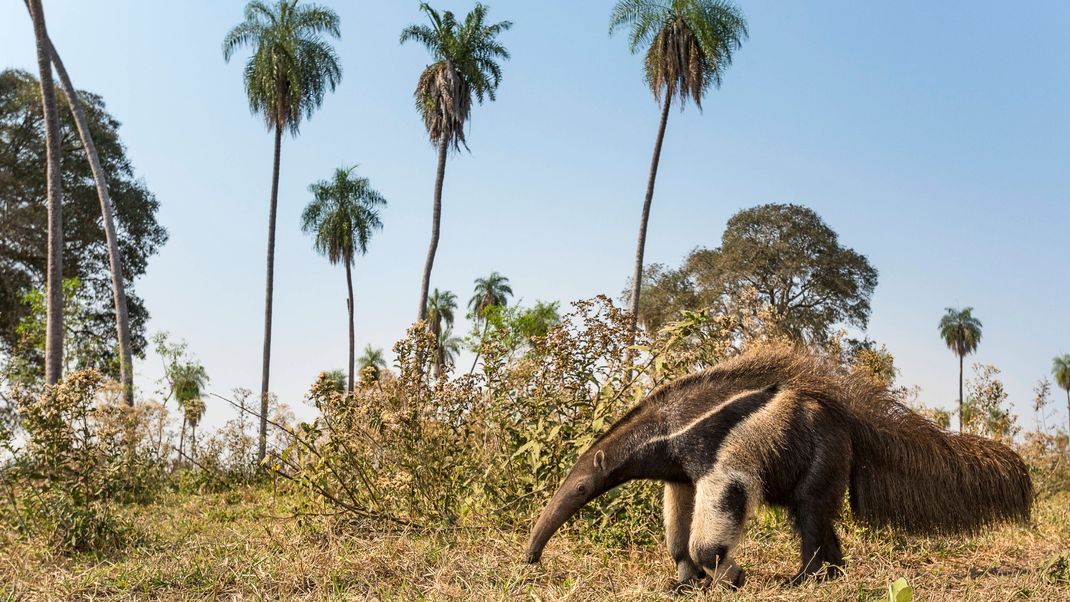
[{"left": 524, "top": 346, "right": 1033, "bottom": 588}]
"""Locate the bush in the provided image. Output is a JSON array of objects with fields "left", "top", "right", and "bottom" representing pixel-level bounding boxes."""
[
  {"left": 274, "top": 296, "right": 769, "bottom": 545},
  {"left": 1, "top": 370, "right": 166, "bottom": 552}
]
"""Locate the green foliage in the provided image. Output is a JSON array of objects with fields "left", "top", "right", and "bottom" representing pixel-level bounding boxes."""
[
  {"left": 610, "top": 0, "right": 748, "bottom": 107},
  {"left": 2, "top": 371, "right": 167, "bottom": 553},
  {"left": 0, "top": 69, "right": 166, "bottom": 365},
  {"left": 962, "top": 363, "right": 1019, "bottom": 442},
  {"left": 222, "top": 0, "right": 342, "bottom": 134},
  {"left": 401, "top": 3, "right": 512, "bottom": 150},
  {"left": 938, "top": 307, "right": 983, "bottom": 359},
  {"left": 4, "top": 278, "right": 125, "bottom": 388},
  {"left": 636, "top": 204, "right": 878, "bottom": 343},
  {"left": 887, "top": 577, "right": 913, "bottom": 602},
  {"left": 301, "top": 166, "right": 386, "bottom": 266}
]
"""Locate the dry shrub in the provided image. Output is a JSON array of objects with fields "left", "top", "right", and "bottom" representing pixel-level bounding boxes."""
[
  {"left": 0, "top": 370, "right": 166, "bottom": 553},
  {"left": 276, "top": 296, "right": 781, "bottom": 545}
]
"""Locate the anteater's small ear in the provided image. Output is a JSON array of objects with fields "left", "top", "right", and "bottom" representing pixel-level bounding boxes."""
[{"left": 594, "top": 450, "right": 606, "bottom": 472}]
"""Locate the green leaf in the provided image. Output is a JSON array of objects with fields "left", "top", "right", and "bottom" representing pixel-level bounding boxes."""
[{"left": 887, "top": 578, "right": 913, "bottom": 602}]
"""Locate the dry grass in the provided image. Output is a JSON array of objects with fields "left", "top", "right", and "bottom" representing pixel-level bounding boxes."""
[{"left": 1, "top": 488, "right": 1068, "bottom": 601}]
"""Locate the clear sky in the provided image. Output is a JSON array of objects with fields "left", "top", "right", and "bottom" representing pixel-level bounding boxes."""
[{"left": 2, "top": 1, "right": 1068, "bottom": 431}]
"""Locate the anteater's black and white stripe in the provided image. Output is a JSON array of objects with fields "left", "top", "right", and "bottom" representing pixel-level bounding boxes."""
[{"left": 524, "top": 346, "right": 1033, "bottom": 588}]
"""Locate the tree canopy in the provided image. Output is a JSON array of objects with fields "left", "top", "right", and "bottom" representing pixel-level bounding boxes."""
[
  {"left": 401, "top": 3, "right": 512, "bottom": 151},
  {"left": 609, "top": 0, "right": 748, "bottom": 108},
  {"left": 0, "top": 69, "right": 167, "bottom": 373},
  {"left": 637, "top": 203, "right": 878, "bottom": 342},
  {"left": 222, "top": 0, "right": 342, "bottom": 135}
]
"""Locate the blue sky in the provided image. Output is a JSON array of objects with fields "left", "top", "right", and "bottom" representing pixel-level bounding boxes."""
[{"left": 2, "top": 1, "right": 1068, "bottom": 430}]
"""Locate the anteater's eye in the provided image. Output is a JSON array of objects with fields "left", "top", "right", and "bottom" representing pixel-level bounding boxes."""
[{"left": 575, "top": 482, "right": 588, "bottom": 496}]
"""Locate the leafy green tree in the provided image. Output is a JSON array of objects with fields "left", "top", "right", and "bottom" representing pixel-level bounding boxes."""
[
  {"left": 962, "top": 363, "right": 1017, "bottom": 441},
  {"left": 25, "top": 0, "right": 64, "bottom": 384},
  {"left": 0, "top": 69, "right": 166, "bottom": 375},
  {"left": 425, "top": 288, "right": 457, "bottom": 378},
  {"left": 223, "top": 0, "right": 342, "bottom": 461},
  {"left": 152, "top": 332, "right": 209, "bottom": 464},
  {"left": 301, "top": 166, "right": 386, "bottom": 393},
  {"left": 1053, "top": 354, "right": 1070, "bottom": 434},
  {"left": 467, "top": 271, "right": 512, "bottom": 373},
  {"left": 610, "top": 0, "right": 748, "bottom": 332},
  {"left": 401, "top": 3, "right": 512, "bottom": 322},
  {"left": 357, "top": 345, "right": 387, "bottom": 383},
  {"left": 939, "top": 307, "right": 983, "bottom": 433},
  {"left": 638, "top": 204, "right": 878, "bottom": 343}
]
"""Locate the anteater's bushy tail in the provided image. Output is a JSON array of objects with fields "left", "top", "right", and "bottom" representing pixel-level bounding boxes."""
[
  {"left": 707, "top": 345, "right": 1033, "bottom": 534},
  {"left": 844, "top": 389, "right": 1033, "bottom": 534}
]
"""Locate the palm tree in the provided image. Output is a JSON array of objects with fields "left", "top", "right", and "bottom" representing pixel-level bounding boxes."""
[
  {"left": 467, "top": 271, "right": 512, "bottom": 373},
  {"left": 183, "top": 398, "right": 207, "bottom": 458},
  {"left": 171, "top": 362, "right": 209, "bottom": 464},
  {"left": 425, "top": 288, "right": 457, "bottom": 377},
  {"left": 223, "top": 0, "right": 342, "bottom": 461},
  {"left": 1053, "top": 355, "right": 1070, "bottom": 434},
  {"left": 401, "top": 3, "right": 512, "bottom": 322},
  {"left": 610, "top": 0, "right": 748, "bottom": 332},
  {"left": 26, "top": 0, "right": 64, "bottom": 385},
  {"left": 939, "top": 307, "right": 983, "bottom": 432},
  {"left": 357, "top": 345, "right": 387, "bottom": 383},
  {"left": 301, "top": 166, "right": 386, "bottom": 393},
  {"left": 31, "top": 27, "right": 136, "bottom": 404},
  {"left": 435, "top": 326, "right": 463, "bottom": 380}
]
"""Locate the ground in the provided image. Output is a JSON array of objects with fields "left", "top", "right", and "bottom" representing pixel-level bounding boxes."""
[{"left": 1, "top": 489, "right": 1068, "bottom": 601}]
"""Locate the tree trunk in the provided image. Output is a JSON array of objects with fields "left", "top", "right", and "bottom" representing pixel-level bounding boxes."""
[
  {"left": 345, "top": 260, "right": 355, "bottom": 393},
  {"left": 628, "top": 91, "right": 673, "bottom": 332},
  {"left": 178, "top": 412, "right": 187, "bottom": 466},
  {"left": 28, "top": 0, "right": 64, "bottom": 385},
  {"left": 258, "top": 124, "right": 283, "bottom": 463},
  {"left": 44, "top": 36, "right": 135, "bottom": 405},
  {"left": 963, "top": 352, "right": 971, "bottom": 434},
  {"left": 1065, "top": 388, "right": 1069, "bottom": 436},
  {"left": 469, "top": 319, "right": 490, "bottom": 375},
  {"left": 417, "top": 137, "right": 449, "bottom": 322}
]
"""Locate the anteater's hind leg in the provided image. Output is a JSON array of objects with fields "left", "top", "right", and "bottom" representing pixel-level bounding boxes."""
[
  {"left": 688, "top": 471, "right": 752, "bottom": 589},
  {"left": 663, "top": 482, "right": 704, "bottom": 588},
  {"left": 788, "top": 434, "right": 850, "bottom": 584}
]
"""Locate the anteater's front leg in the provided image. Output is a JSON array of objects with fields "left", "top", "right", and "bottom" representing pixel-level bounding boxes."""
[
  {"left": 688, "top": 471, "right": 752, "bottom": 589},
  {"left": 663, "top": 482, "right": 704, "bottom": 588}
]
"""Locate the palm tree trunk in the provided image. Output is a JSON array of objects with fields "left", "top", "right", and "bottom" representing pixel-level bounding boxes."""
[
  {"left": 28, "top": 0, "right": 64, "bottom": 385},
  {"left": 628, "top": 91, "right": 673, "bottom": 332},
  {"left": 345, "top": 260, "right": 355, "bottom": 393},
  {"left": 178, "top": 413, "right": 187, "bottom": 466},
  {"left": 1065, "top": 388, "right": 1069, "bottom": 436},
  {"left": 418, "top": 137, "right": 449, "bottom": 322},
  {"left": 258, "top": 124, "right": 283, "bottom": 463},
  {"left": 44, "top": 36, "right": 135, "bottom": 405},
  {"left": 469, "top": 319, "right": 490, "bottom": 375},
  {"left": 958, "top": 353, "right": 964, "bottom": 433}
]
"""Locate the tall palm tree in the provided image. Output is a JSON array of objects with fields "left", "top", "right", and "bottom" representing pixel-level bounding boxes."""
[
  {"left": 939, "top": 307, "right": 983, "bottom": 432},
  {"left": 223, "top": 0, "right": 342, "bottom": 461},
  {"left": 357, "top": 345, "right": 387, "bottom": 383},
  {"left": 425, "top": 288, "right": 457, "bottom": 377},
  {"left": 610, "top": 0, "right": 748, "bottom": 332},
  {"left": 26, "top": 0, "right": 64, "bottom": 385},
  {"left": 301, "top": 166, "right": 386, "bottom": 393},
  {"left": 467, "top": 271, "right": 512, "bottom": 373},
  {"left": 401, "top": 3, "right": 512, "bottom": 322},
  {"left": 1053, "top": 355, "right": 1070, "bottom": 434}
]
